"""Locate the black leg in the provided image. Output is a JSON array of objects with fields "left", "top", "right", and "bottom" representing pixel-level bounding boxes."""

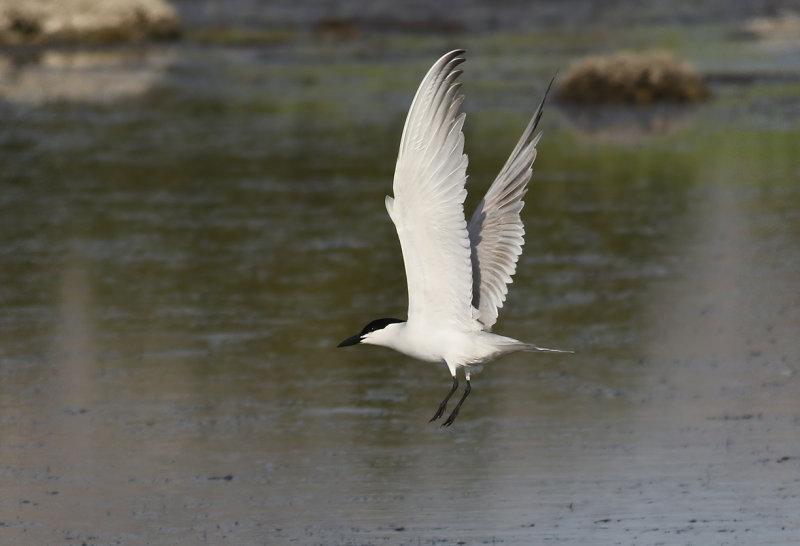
[
  {"left": 429, "top": 376, "right": 459, "bottom": 422},
  {"left": 442, "top": 380, "right": 471, "bottom": 427}
]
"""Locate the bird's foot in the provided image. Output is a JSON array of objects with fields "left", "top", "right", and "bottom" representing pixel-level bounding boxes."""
[
  {"left": 429, "top": 402, "right": 448, "bottom": 422},
  {"left": 429, "top": 376, "right": 459, "bottom": 422},
  {"left": 441, "top": 407, "right": 460, "bottom": 427},
  {"left": 441, "top": 379, "right": 470, "bottom": 427}
]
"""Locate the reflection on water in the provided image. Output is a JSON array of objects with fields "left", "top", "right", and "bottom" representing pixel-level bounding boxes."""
[
  {"left": 557, "top": 103, "right": 697, "bottom": 143},
  {"left": 0, "top": 49, "right": 178, "bottom": 104},
  {"left": 1, "top": 28, "right": 799, "bottom": 545}
]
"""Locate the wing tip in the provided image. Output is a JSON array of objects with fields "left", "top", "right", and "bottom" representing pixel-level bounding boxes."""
[
  {"left": 526, "top": 75, "right": 556, "bottom": 145},
  {"left": 439, "top": 50, "right": 467, "bottom": 72}
]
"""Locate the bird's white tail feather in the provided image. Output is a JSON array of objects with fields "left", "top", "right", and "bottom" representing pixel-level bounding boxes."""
[{"left": 522, "top": 343, "right": 574, "bottom": 354}]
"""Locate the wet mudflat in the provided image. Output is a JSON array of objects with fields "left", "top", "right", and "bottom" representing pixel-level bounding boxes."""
[{"left": 1, "top": 4, "right": 800, "bottom": 545}]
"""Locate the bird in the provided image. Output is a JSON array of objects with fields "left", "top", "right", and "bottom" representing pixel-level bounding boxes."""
[{"left": 338, "top": 50, "right": 569, "bottom": 426}]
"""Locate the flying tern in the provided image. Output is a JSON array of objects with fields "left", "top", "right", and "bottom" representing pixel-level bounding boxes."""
[{"left": 338, "top": 50, "right": 569, "bottom": 426}]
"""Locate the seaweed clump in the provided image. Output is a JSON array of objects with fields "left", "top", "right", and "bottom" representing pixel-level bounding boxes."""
[{"left": 557, "top": 50, "right": 709, "bottom": 104}]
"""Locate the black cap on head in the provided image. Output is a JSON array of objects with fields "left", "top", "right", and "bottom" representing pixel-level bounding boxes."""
[{"left": 337, "top": 318, "right": 405, "bottom": 348}]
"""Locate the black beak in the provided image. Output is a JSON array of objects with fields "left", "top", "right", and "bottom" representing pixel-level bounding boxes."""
[{"left": 337, "top": 334, "right": 362, "bottom": 348}]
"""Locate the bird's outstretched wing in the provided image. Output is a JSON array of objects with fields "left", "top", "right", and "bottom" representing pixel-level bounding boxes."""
[
  {"left": 385, "top": 50, "right": 479, "bottom": 330},
  {"left": 467, "top": 77, "right": 554, "bottom": 331}
]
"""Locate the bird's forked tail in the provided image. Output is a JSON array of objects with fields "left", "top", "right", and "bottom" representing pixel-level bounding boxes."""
[{"left": 522, "top": 343, "right": 574, "bottom": 354}]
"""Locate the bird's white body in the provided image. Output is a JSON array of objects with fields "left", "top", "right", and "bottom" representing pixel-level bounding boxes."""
[
  {"left": 362, "top": 321, "right": 532, "bottom": 375},
  {"left": 338, "top": 50, "right": 568, "bottom": 425}
]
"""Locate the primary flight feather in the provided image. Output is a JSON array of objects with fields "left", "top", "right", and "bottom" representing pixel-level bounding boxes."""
[{"left": 339, "top": 50, "right": 568, "bottom": 426}]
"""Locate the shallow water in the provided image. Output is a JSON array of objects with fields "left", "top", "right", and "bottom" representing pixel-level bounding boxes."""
[{"left": 1, "top": 7, "right": 800, "bottom": 546}]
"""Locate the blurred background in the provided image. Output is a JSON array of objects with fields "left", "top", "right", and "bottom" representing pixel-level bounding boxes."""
[{"left": 1, "top": 1, "right": 799, "bottom": 544}]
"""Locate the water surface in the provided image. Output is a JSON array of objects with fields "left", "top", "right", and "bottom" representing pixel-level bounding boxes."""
[{"left": 1, "top": 10, "right": 799, "bottom": 546}]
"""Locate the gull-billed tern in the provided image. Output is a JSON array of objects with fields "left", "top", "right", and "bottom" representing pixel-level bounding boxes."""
[{"left": 338, "top": 50, "right": 569, "bottom": 426}]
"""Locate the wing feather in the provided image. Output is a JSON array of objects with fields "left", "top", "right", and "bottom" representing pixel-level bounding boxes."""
[
  {"left": 467, "top": 77, "right": 554, "bottom": 331},
  {"left": 388, "top": 50, "right": 479, "bottom": 330}
]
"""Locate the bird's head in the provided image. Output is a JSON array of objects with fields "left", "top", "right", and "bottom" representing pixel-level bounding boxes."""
[{"left": 338, "top": 317, "right": 405, "bottom": 348}]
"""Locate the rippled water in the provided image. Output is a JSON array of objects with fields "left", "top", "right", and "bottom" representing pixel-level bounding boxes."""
[{"left": 1, "top": 9, "right": 800, "bottom": 545}]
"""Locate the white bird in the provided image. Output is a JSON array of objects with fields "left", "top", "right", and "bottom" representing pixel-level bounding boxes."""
[{"left": 338, "top": 50, "right": 569, "bottom": 426}]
